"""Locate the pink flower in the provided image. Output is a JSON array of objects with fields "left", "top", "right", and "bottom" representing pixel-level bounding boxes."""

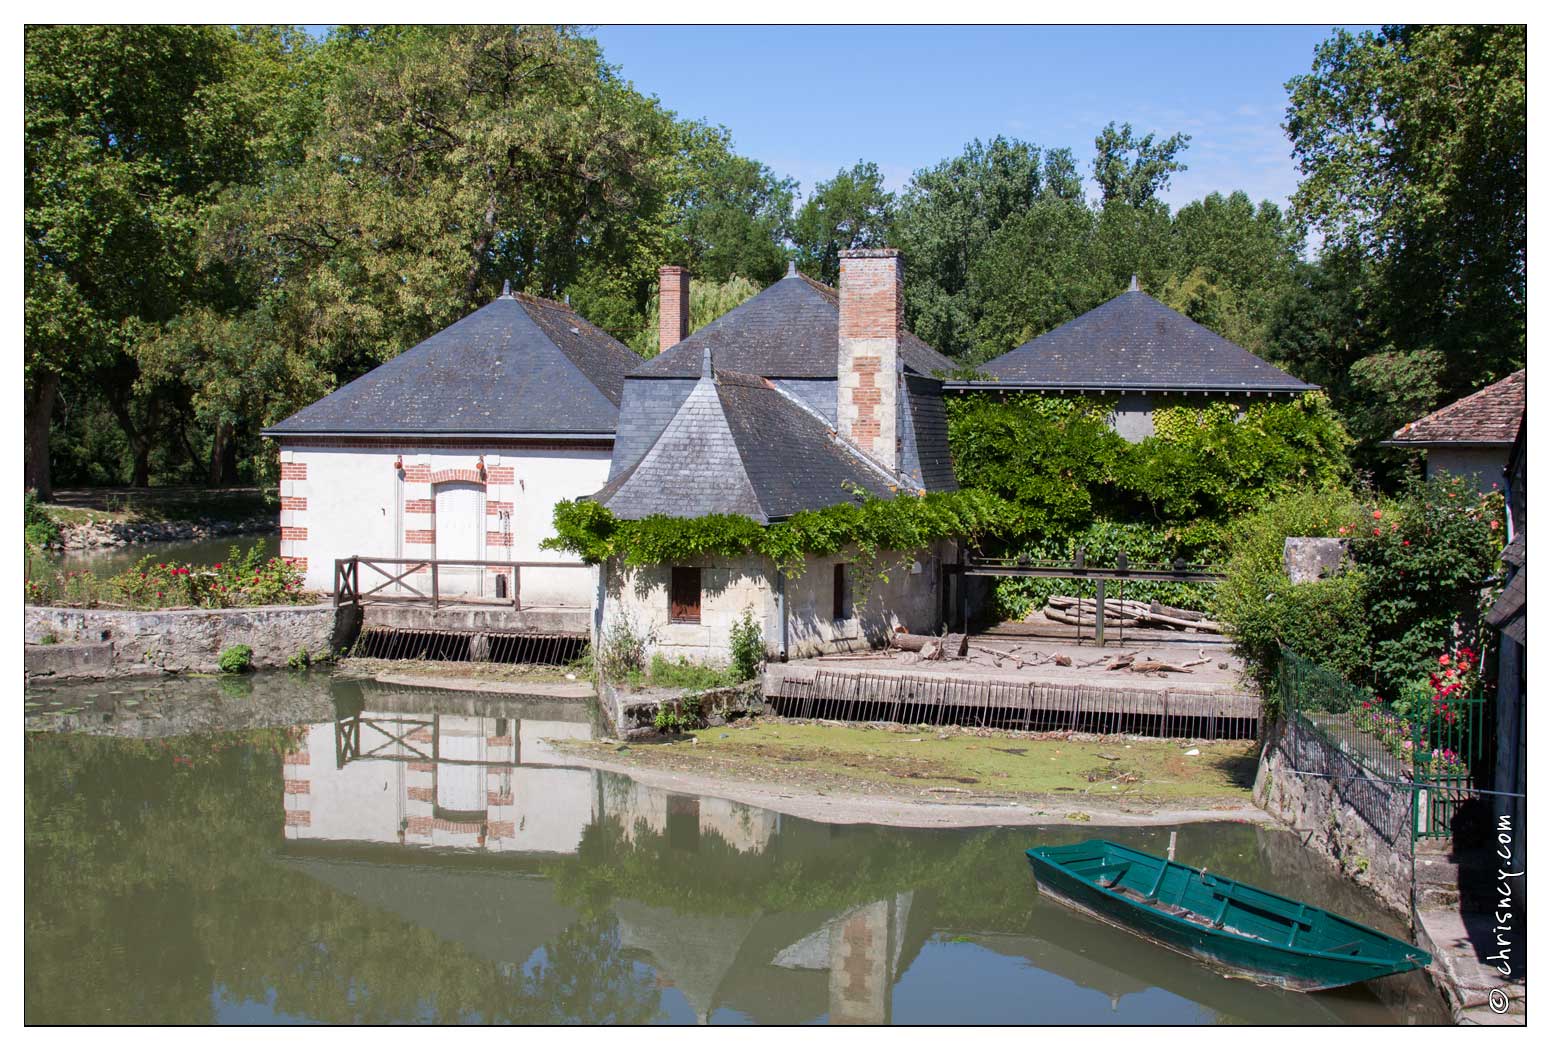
[{"left": 1491, "top": 520, "right": 1501, "bottom": 529}]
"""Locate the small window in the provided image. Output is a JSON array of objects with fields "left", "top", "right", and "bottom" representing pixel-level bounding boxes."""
[
  {"left": 670, "top": 567, "right": 702, "bottom": 623},
  {"left": 833, "top": 563, "right": 852, "bottom": 620}
]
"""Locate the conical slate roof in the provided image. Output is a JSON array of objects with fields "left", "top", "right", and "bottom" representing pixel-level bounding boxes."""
[
  {"left": 972, "top": 285, "right": 1316, "bottom": 394},
  {"left": 635, "top": 268, "right": 955, "bottom": 379},
  {"left": 263, "top": 292, "right": 642, "bottom": 438},
  {"left": 592, "top": 363, "right": 900, "bottom": 524}
]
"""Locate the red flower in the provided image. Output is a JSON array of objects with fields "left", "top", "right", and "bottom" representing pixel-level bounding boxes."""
[
  {"left": 1373, "top": 528, "right": 1382, "bottom": 536},
  {"left": 1373, "top": 510, "right": 1383, "bottom": 520},
  {"left": 214, "top": 563, "right": 222, "bottom": 570},
  {"left": 1402, "top": 539, "right": 1411, "bottom": 546}
]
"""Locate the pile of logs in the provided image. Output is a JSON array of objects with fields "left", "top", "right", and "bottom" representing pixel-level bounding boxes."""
[{"left": 1041, "top": 595, "right": 1221, "bottom": 633}]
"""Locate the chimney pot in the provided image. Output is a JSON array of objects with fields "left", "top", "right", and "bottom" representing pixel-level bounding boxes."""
[{"left": 658, "top": 266, "right": 690, "bottom": 353}]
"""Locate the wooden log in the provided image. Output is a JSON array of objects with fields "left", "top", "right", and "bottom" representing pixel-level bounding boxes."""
[
  {"left": 1129, "top": 661, "right": 1193, "bottom": 674},
  {"left": 1150, "top": 600, "right": 1205, "bottom": 622},
  {"left": 890, "top": 632, "right": 938, "bottom": 652}
]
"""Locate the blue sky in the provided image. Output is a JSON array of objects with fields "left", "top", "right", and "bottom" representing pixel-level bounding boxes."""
[{"left": 588, "top": 25, "right": 1365, "bottom": 210}]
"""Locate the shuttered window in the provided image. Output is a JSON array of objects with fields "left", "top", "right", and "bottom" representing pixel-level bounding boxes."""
[
  {"left": 833, "top": 563, "right": 852, "bottom": 620},
  {"left": 670, "top": 567, "right": 702, "bottom": 623}
]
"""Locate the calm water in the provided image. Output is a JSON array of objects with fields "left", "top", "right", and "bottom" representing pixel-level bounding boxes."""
[
  {"left": 23, "top": 674, "right": 1447, "bottom": 1025},
  {"left": 54, "top": 534, "right": 278, "bottom": 576}
]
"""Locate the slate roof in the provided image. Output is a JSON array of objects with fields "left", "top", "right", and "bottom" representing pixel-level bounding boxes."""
[
  {"left": 263, "top": 291, "right": 642, "bottom": 438},
  {"left": 1388, "top": 370, "right": 1526, "bottom": 447},
  {"left": 634, "top": 268, "right": 955, "bottom": 379},
  {"left": 592, "top": 366, "right": 902, "bottom": 524},
  {"left": 963, "top": 285, "right": 1317, "bottom": 393}
]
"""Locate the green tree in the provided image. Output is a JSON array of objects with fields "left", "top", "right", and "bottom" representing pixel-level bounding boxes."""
[
  {"left": 1285, "top": 25, "right": 1526, "bottom": 396},
  {"left": 894, "top": 137, "right": 1078, "bottom": 358},
  {"left": 1091, "top": 121, "right": 1192, "bottom": 208},
  {"left": 669, "top": 122, "right": 794, "bottom": 285},
  {"left": 791, "top": 161, "right": 895, "bottom": 286}
]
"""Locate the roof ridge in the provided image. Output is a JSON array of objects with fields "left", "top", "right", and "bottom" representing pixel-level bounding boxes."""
[{"left": 511, "top": 290, "right": 576, "bottom": 313}]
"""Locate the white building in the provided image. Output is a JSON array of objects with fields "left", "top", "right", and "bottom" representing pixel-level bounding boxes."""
[{"left": 262, "top": 285, "right": 643, "bottom": 608}]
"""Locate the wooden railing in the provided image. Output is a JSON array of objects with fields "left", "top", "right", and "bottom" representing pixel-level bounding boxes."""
[{"left": 333, "top": 556, "right": 588, "bottom": 611}]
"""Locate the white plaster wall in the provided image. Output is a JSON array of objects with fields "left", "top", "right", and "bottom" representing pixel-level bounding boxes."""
[
  {"left": 1424, "top": 447, "right": 1508, "bottom": 495},
  {"left": 602, "top": 541, "right": 950, "bottom": 663},
  {"left": 1110, "top": 394, "right": 1155, "bottom": 443},
  {"left": 279, "top": 443, "right": 608, "bottom": 607},
  {"left": 285, "top": 722, "right": 404, "bottom": 844}
]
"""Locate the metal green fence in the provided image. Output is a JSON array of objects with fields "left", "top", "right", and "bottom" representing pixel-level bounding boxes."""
[{"left": 1278, "top": 647, "right": 1491, "bottom": 840}]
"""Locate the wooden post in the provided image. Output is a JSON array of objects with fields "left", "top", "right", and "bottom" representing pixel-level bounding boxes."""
[
  {"left": 431, "top": 562, "right": 440, "bottom": 610},
  {"left": 513, "top": 564, "right": 522, "bottom": 611},
  {"left": 1094, "top": 579, "right": 1106, "bottom": 647},
  {"left": 1167, "top": 830, "right": 1177, "bottom": 861}
]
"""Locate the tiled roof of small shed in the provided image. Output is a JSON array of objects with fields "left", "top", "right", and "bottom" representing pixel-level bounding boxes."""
[
  {"left": 592, "top": 367, "right": 899, "bottom": 524},
  {"left": 262, "top": 292, "right": 641, "bottom": 437},
  {"left": 966, "top": 286, "right": 1317, "bottom": 393},
  {"left": 1389, "top": 370, "right": 1526, "bottom": 446},
  {"left": 635, "top": 269, "right": 955, "bottom": 379}
]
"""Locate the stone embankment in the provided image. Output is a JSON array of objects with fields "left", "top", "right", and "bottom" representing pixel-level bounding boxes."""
[
  {"left": 24, "top": 603, "right": 353, "bottom": 680},
  {"left": 48, "top": 514, "right": 274, "bottom": 552}
]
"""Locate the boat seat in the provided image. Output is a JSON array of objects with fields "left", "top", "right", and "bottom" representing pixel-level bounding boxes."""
[{"left": 1086, "top": 862, "right": 1132, "bottom": 887}]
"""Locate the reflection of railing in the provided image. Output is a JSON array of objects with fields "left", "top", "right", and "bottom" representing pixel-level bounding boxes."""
[
  {"left": 334, "top": 556, "right": 588, "bottom": 610},
  {"left": 1278, "top": 647, "right": 1491, "bottom": 841}
]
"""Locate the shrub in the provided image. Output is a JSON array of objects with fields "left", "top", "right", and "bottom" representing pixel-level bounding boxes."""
[
  {"left": 646, "top": 654, "right": 734, "bottom": 691},
  {"left": 598, "top": 611, "right": 653, "bottom": 681},
  {"left": 652, "top": 695, "right": 704, "bottom": 734},
  {"left": 1213, "top": 487, "right": 1369, "bottom": 687},
  {"left": 728, "top": 608, "right": 765, "bottom": 681},
  {"left": 23, "top": 543, "right": 306, "bottom": 610},
  {"left": 24, "top": 490, "right": 61, "bottom": 549},
  {"left": 218, "top": 644, "right": 253, "bottom": 674},
  {"left": 287, "top": 650, "right": 312, "bottom": 671}
]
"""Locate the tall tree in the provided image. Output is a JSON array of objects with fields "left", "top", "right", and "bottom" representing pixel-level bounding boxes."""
[
  {"left": 669, "top": 122, "right": 794, "bottom": 285},
  {"left": 790, "top": 161, "right": 895, "bottom": 286},
  {"left": 894, "top": 137, "right": 1077, "bottom": 358},
  {"left": 1091, "top": 121, "right": 1191, "bottom": 208},
  {"left": 1285, "top": 24, "right": 1526, "bottom": 395}
]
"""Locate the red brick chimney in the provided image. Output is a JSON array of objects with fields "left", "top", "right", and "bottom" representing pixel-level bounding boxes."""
[
  {"left": 658, "top": 265, "right": 690, "bottom": 352},
  {"left": 837, "top": 248, "right": 902, "bottom": 473}
]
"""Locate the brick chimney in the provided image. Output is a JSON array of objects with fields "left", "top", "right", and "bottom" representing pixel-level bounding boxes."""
[
  {"left": 837, "top": 248, "right": 902, "bottom": 473},
  {"left": 658, "top": 265, "right": 690, "bottom": 352}
]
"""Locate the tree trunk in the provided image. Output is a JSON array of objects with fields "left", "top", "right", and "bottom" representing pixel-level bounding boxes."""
[
  {"left": 24, "top": 370, "right": 59, "bottom": 500},
  {"left": 206, "top": 420, "right": 231, "bottom": 486}
]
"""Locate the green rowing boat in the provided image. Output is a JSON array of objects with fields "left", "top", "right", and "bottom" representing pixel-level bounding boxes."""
[{"left": 1025, "top": 840, "right": 1431, "bottom": 992}]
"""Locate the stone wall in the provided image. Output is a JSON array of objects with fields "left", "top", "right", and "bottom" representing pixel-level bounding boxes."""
[
  {"left": 24, "top": 603, "right": 346, "bottom": 680},
  {"left": 1255, "top": 714, "right": 1415, "bottom": 914}
]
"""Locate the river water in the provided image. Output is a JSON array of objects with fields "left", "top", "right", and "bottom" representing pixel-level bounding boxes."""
[
  {"left": 23, "top": 673, "right": 1446, "bottom": 1025},
  {"left": 52, "top": 534, "right": 278, "bottom": 577}
]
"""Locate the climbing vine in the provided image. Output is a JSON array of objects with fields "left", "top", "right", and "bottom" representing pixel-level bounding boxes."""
[{"left": 544, "top": 489, "right": 1024, "bottom": 580}]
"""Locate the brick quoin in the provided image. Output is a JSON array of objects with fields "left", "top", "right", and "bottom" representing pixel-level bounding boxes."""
[
  {"left": 408, "top": 727, "right": 433, "bottom": 742},
  {"left": 283, "top": 751, "right": 310, "bottom": 765},
  {"left": 487, "top": 466, "right": 515, "bottom": 484},
  {"left": 486, "top": 500, "right": 514, "bottom": 514},
  {"left": 658, "top": 265, "right": 690, "bottom": 351},
  {"left": 284, "top": 809, "right": 311, "bottom": 827},
  {"left": 402, "top": 464, "right": 431, "bottom": 483},
  {"left": 487, "top": 791, "right": 514, "bottom": 806},
  {"left": 279, "top": 495, "right": 307, "bottom": 511},
  {"left": 405, "top": 816, "right": 434, "bottom": 835},
  {"left": 283, "top": 779, "right": 311, "bottom": 795},
  {"left": 407, "top": 786, "right": 435, "bottom": 802},
  {"left": 486, "top": 735, "right": 514, "bottom": 747},
  {"left": 404, "top": 528, "right": 435, "bottom": 545},
  {"left": 408, "top": 761, "right": 435, "bottom": 772},
  {"left": 487, "top": 821, "right": 516, "bottom": 838},
  {"left": 280, "top": 526, "right": 308, "bottom": 541},
  {"left": 404, "top": 498, "right": 434, "bottom": 514},
  {"left": 279, "top": 462, "right": 307, "bottom": 480},
  {"left": 282, "top": 556, "right": 308, "bottom": 572},
  {"left": 486, "top": 531, "right": 514, "bottom": 547}
]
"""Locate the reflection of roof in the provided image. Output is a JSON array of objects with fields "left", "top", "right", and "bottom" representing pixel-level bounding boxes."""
[
  {"left": 968, "top": 286, "right": 1317, "bottom": 393},
  {"left": 263, "top": 292, "right": 640, "bottom": 438},
  {"left": 635, "top": 270, "right": 954, "bottom": 379},
  {"left": 613, "top": 900, "right": 759, "bottom": 1022},
  {"left": 592, "top": 368, "right": 902, "bottom": 523},
  {"left": 1389, "top": 370, "right": 1526, "bottom": 447},
  {"left": 281, "top": 853, "right": 576, "bottom": 968}
]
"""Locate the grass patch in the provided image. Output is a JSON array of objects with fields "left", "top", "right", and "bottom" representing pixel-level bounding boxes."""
[
  {"left": 600, "top": 722, "right": 1259, "bottom": 805},
  {"left": 337, "top": 658, "right": 580, "bottom": 685},
  {"left": 40, "top": 486, "right": 276, "bottom": 526}
]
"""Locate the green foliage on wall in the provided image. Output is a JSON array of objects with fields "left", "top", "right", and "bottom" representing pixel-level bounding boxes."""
[{"left": 545, "top": 490, "right": 1023, "bottom": 579}]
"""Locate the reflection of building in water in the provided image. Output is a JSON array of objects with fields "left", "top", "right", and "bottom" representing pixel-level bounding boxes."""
[
  {"left": 282, "top": 706, "right": 598, "bottom": 854},
  {"left": 598, "top": 772, "right": 778, "bottom": 856}
]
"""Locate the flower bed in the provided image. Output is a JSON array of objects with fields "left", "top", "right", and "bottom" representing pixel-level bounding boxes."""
[{"left": 24, "top": 543, "right": 309, "bottom": 610}]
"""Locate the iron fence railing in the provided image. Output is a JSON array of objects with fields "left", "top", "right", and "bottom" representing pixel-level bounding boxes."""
[{"left": 1278, "top": 647, "right": 1491, "bottom": 841}]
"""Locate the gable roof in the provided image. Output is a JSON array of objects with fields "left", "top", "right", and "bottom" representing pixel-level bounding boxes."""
[
  {"left": 635, "top": 269, "right": 955, "bottom": 379},
  {"left": 961, "top": 286, "right": 1317, "bottom": 394},
  {"left": 262, "top": 292, "right": 642, "bottom": 438},
  {"left": 592, "top": 366, "right": 902, "bottom": 524},
  {"left": 1388, "top": 370, "right": 1526, "bottom": 447}
]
